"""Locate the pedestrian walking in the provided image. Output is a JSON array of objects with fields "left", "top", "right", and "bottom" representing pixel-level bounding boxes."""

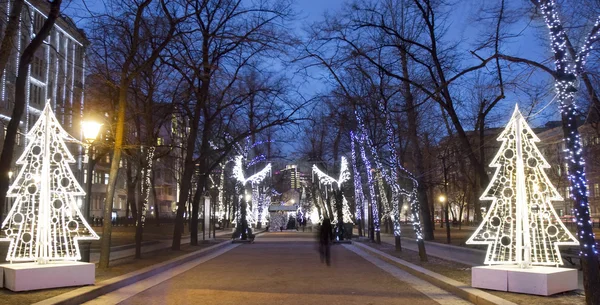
[{"left": 319, "top": 218, "right": 333, "bottom": 266}]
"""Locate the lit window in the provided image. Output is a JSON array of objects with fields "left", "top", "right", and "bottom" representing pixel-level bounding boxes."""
[
  {"left": 595, "top": 184, "right": 599, "bottom": 198},
  {"left": 157, "top": 137, "right": 163, "bottom": 145},
  {"left": 104, "top": 173, "right": 109, "bottom": 185}
]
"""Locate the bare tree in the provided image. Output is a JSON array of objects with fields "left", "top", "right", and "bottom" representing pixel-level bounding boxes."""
[
  {"left": 87, "top": 0, "right": 183, "bottom": 268},
  {"left": 166, "top": 0, "right": 298, "bottom": 250}
]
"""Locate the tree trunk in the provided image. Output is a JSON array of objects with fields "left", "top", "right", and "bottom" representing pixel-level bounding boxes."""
[
  {"left": 400, "top": 48, "right": 434, "bottom": 240},
  {"left": 135, "top": 176, "right": 143, "bottom": 259},
  {"left": 126, "top": 161, "right": 138, "bottom": 222},
  {"left": 99, "top": 81, "right": 128, "bottom": 268},
  {"left": 190, "top": 181, "right": 202, "bottom": 246},
  {"left": 0, "top": 0, "right": 61, "bottom": 223}
]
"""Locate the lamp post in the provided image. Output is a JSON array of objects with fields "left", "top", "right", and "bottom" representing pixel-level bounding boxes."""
[
  {"left": 439, "top": 194, "right": 450, "bottom": 244},
  {"left": 438, "top": 151, "right": 451, "bottom": 244},
  {"left": 81, "top": 121, "right": 102, "bottom": 262}
]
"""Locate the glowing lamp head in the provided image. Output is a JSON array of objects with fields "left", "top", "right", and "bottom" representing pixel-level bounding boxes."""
[
  {"left": 438, "top": 195, "right": 446, "bottom": 203},
  {"left": 245, "top": 194, "right": 251, "bottom": 201},
  {"left": 81, "top": 121, "right": 102, "bottom": 144}
]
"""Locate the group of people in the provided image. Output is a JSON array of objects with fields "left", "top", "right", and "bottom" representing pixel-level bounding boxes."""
[{"left": 89, "top": 216, "right": 126, "bottom": 227}]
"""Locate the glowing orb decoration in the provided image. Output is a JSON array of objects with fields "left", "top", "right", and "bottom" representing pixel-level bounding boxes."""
[
  {"left": 0, "top": 104, "right": 99, "bottom": 263},
  {"left": 467, "top": 105, "right": 578, "bottom": 267}
]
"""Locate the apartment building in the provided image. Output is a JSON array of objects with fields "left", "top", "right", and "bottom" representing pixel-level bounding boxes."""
[{"left": 0, "top": 0, "right": 88, "bottom": 214}]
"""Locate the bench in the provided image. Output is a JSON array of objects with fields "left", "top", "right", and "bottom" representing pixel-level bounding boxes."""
[{"left": 561, "top": 247, "right": 581, "bottom": 270}]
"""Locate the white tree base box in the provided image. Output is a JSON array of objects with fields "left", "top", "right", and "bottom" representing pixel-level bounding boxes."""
[
  {"left": 0, "top": 261, "right": 95, "bottom": 291},
  {"left": 472, "top": 265, "right": 577, "bottom": 296}
]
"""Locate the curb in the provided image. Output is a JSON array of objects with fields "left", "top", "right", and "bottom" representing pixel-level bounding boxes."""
[
  {"left": 353, "top": 242, "right": 517, "bottom": 305},
  {"left": 33, "top": 240, "right": 232, "bottom": 305},
  {"left": 90, "top": 240, "right": 161, "bottom": 253}
]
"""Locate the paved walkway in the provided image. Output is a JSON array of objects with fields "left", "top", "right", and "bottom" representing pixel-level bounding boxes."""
[
  {"left": 86, "top": 231, "right": 471, "bottom": 305},
  {"left": 90, "top": 230, "right": 232, "bottom": 263}
]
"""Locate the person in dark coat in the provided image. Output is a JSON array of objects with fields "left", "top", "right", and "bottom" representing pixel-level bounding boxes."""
[{"left": 319, "top": 218, "right": 334, "bottom": 266}]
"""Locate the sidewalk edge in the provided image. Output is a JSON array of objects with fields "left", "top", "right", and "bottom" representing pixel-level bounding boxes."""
[
  {"left": 32, "top": 240, "right": 232, "bottom": 305},
  {"left": 353, "top": 242, "right": 517, "bottom": 305}
]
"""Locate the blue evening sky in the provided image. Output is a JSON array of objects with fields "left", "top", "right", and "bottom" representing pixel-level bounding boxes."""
[{"left": 63, "top": 0, "right": 560, "bottom": 130}]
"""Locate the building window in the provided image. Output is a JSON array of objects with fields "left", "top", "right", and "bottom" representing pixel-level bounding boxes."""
[
  {"left": 31, "top": 56, "right": 45, "bottom": 80},
  {"left": 595, "top": 184, "right": 599, "bottom": 198},
  {"left": 157, "top": 137, "right": 163, "bottom": 145},
  {"left": 29, "top": 83, "right": 44, "bottom": 105},
  {"left": 104, "top": 173, "right": 109, "bottom": 185},
  {"left": 565, "top": 186, "right": 570, "bottom": 199}
]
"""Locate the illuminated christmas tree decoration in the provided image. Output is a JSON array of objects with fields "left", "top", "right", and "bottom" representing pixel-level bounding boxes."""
[
  {"left": 0, "top": 104, "right": 99, "bottom": 263},
  {"left": 467, "top": 105, "right": 578, "bottom": 267}
]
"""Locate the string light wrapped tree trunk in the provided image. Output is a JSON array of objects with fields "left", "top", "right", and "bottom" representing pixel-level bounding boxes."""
[
  {"left": 532, "top": 1, "right": 600, "bottom": 303},
  {"left": 349, "top": 131, "right": 365, "bottom": 237}
]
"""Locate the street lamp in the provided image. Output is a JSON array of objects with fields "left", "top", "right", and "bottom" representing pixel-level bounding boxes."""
[
  {"left": 80, "top": 120, "right": 102, "bottom": 263},
  {"left": 82, "top": 121, "right": 103, "bottom": 145},
  {"left": 81, "top": 120, "right": 102, "bottom": 220},
  {"left": 439, "top": 194, "right": 451, "bottom": 244}
]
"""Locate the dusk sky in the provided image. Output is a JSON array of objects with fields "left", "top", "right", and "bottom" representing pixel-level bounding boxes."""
[{"left": 64, "top": 0, "right": 559, "bottom": 128}]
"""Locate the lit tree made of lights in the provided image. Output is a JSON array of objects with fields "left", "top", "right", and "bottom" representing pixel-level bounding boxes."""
[
  {"left": 0, "top": 104, "right": 99, "bottom": 263},
  {"left": 467, "top": 106, "right": 578, "bottom": 267},
  {"left": 232, "top": 155, "right": 271, "bottom": 237},
  {"left": 312, "top": 156, "right": 352, "bottom": 223}
]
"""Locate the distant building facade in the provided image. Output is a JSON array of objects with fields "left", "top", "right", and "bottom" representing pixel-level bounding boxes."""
[{"left": 0, "top": 0, "right": 88, "bottom": 215}]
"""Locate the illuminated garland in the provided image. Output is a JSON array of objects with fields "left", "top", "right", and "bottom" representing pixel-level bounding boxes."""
[
  {"left": 356, "top": 131, "right": 380, "bottom": 234},
  {"left": 139, "top": 147, "right": 155, "bottom": 227},
  {"left": 217, "top": 162, "right": 226, "bottom": 219},
  {"left": 535, "top": 0, "right": 599, "bottom": 257},
  {"left": 350, "top": 131, "right": 365, "bottom": 226},
  {"left": 376, "top": 170, "right": 391, "bottom": 217},
  {"left": 0, "top": 104, "right": 98, "bottom": 263},
  {"left": 353, "top": 108, "right": 423, "bottom": 241}
]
